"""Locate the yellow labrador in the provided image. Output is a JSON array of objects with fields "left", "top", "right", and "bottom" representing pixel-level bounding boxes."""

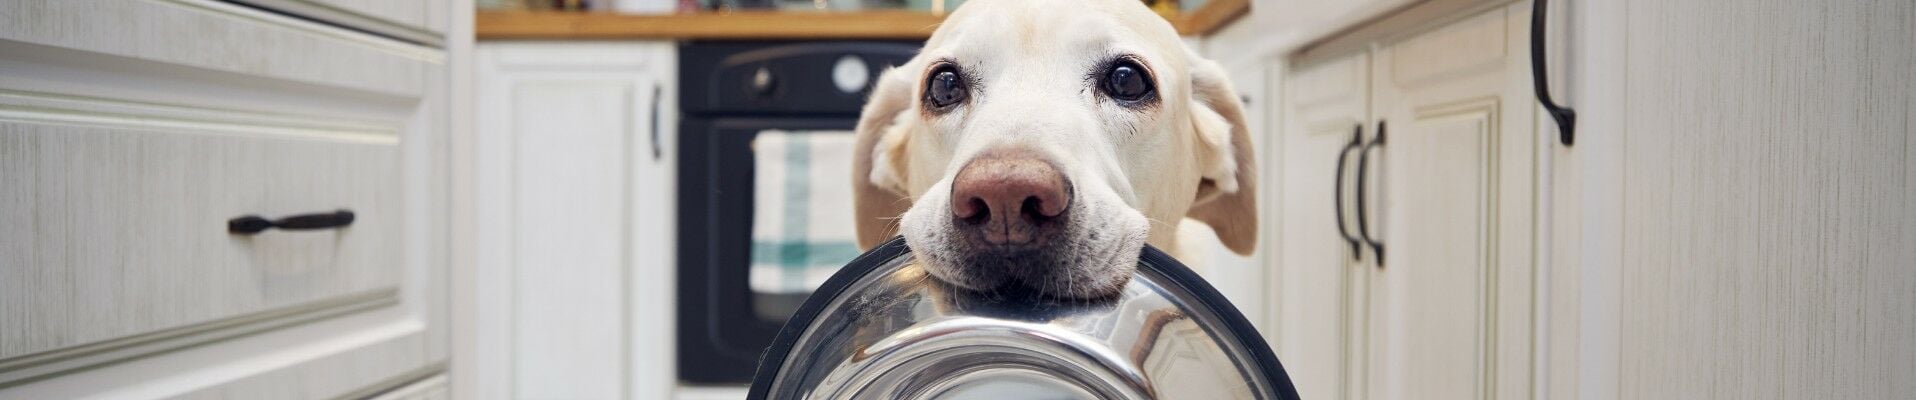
[{"left": 853, "top": 0, "right": 1255, "bottom": 298}]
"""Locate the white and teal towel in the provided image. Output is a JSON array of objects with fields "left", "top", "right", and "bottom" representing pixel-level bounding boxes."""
[{"left": 751, "top": 130, "right": 865, "bottom": 294}]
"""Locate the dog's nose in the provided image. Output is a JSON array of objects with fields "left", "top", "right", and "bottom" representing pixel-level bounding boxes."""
[{"left": 949, "top": 151, "right": 1072, "bottom": 247}]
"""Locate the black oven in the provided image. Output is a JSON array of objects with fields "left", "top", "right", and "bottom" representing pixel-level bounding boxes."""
[{"left": 677, "top": 41, "right": 920, "bottom": 384}]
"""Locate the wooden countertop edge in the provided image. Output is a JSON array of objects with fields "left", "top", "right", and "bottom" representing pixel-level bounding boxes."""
[
  {"left": 1174, "top": 0, "right": 1250, "bottom": 37},
  {"left": 476, "top": 0, "right": 1248, "bottom": 40}
]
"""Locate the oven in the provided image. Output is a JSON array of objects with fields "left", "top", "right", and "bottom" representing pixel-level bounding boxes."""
[{"left": 677, "top": 41, "right": 920, "bottom": 384}]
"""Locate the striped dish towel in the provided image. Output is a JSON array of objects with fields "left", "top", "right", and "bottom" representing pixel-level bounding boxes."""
[{"left": 750, "top": 130, "right": 865, "bottom": 294}]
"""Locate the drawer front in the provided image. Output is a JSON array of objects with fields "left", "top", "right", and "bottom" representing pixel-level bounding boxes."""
[
  {"left": 0, "top": 0, "right": 434, "bottom": 100},
  {"left": 0, "top": 0, "right": 448, "bottom": 395},
  {"left": 0, "top": 91, "right": 404, "bottom": 382}
]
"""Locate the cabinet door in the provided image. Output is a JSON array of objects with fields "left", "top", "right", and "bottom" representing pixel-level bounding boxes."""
[
  {"left": 1275, "top": 52, "right": 1373, "bottom": 400},
  {"left": 1365, "top": 4, "right": 1537, "bottom": 400},
  {"left": 0, "top": 0, "right": 452, "bottom": 397},
  {"left": 474, "top": 42, "right": 677, "bottom": 400}
]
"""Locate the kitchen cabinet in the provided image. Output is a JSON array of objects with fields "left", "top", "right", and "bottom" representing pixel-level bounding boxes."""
[
  {"left": 1272, "top": 2, "right": 1540, "bottom": 399},
  {"left": 1568, "top": 0, "right": 1916, "bottom": 398},
  {"left": 1368, "top": 7, "right": 1538, "bottom": 399},
  {"left": 0, "top": 0, "right": 459, "bottom": 397},
  {"left": 473, "top": 42, "right": 678, "bottom": 400},
  {"left": 1274, "top": 52, "right": 1372, "bottom": 400}
]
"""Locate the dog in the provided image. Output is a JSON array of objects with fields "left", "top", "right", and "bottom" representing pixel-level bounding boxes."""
[{"left": 852, "top": 0, "right": 1256, "bottom": 299}]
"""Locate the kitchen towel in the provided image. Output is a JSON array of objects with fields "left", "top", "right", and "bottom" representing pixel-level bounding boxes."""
[{"left": 751, "top": 130, "right": 865, "bottom": 294}]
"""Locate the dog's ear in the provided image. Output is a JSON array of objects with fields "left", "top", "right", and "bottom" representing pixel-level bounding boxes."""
[
  {"left": 853, "top": 66, "right": 918, "bottom": 250},
  {"left": 1184, "top": 57, "right": 1258, "bottom": 255}
]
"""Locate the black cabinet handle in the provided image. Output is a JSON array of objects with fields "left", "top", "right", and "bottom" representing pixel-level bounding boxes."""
[
  {"left": 1334, "top": 124, "right": 1365, "bottom": 260},
  {"left": 1532, "top": 0, "right": 1577, "bottom": 145},
  {"left": 650, "top": 85, "right": 665, "bottom": 161},
  {"left": 1355, "top": 121, "right": 1386, "bottom": 266},
  {"left": 228, "top": 210, "right": 355, "bottom": 235}
]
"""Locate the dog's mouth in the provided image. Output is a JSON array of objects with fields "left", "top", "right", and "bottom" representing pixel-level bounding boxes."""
[
  {"left": 901, "top": 193, "right": 1151, "bottom": 300},
  {"left": 946, "top": 247, "right": 1136, "bottom": 299}
]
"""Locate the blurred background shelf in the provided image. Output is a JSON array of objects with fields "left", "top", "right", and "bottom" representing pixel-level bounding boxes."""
[{"left": 476, "top": 0, "right": 1247, "bottom": 39}]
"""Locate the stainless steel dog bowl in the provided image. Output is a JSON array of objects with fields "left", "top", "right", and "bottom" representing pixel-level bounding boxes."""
[{"left": 747, "top": 238, "right": 1300, "bottom": 400}]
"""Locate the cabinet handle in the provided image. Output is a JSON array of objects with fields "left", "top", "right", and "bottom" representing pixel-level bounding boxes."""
[
  {"left": 1334, "top": 124, "right": 1365, "bottom": 260},
  {"left": 649, "top": 86, "right": 664, "bottom": 161},
  {"left": 228, "top": 210, "right": 355, "bottom": 235},
  {"left": 1532, "top": 0, "right": 1577, "bottom": 145},
  {"left": 1356, "top": 121, "right": 1386, "bottom": 266}
]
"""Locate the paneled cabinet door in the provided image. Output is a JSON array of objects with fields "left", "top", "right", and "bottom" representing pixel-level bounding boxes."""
[
  {"left": 1275, "top": 52, "right": 1374, "bottom": 400},
  {"left": 474, "top": 42, "right": 678, "bottom": 400},
  {"left": 0, "top": 0, "right": 452, "bottom": 398},
  {"left": 1365, "top": 4, "right": 1538, "bottom": 400}
]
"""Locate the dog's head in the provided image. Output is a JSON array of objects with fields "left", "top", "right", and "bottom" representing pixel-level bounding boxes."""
[{"left": 853, "top": 0, "right": 1256, "bottom": 298}]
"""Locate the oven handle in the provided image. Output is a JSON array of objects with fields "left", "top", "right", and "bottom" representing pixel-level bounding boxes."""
[{"left": 650, "top": 85, "right": 664, "bottom": 161}]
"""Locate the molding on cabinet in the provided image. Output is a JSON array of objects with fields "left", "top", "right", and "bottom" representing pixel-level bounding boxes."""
[
  {"left": 339, "top": 365, "right": 451, "bottom": 400},
  {"left": 0, "top": 289, "right": 400, "bottom": 388},
  {"left": 154, "top": 0, "right": 445, "bottom": 61},
  {"left": 1291, "top": 0, "right": 1512, "bottom": 69},
  {"left": 0, "top": 89, "right": 399, "bottom": 145},
  {"left": 228, "top": 0, "right": 445, "bottom": 46},
  {"left": 1, "top": 0, "right": 441, "bottom": 100}
]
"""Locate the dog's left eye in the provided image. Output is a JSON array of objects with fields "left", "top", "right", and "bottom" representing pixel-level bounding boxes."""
[
  {"left": 1100, "top": 60, "right": 1155, "bottom": 103},
  {"left": 925, "top": 64, "right": 968, "bottom": 110}
]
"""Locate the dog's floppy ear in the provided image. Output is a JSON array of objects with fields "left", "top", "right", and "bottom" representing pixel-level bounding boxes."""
[
  {"left": 1185, "top": 57, "right": 1258, "bottom": 255},
  {"left": 853, "top": 66, "right": 917, "bottom": 249}
]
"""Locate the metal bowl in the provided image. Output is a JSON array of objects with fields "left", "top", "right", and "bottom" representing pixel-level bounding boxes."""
[{"left": 747, "top": 238, "right": 1301, "bottom": 400}]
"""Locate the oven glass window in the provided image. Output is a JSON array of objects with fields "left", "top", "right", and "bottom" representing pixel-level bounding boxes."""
[{"left": 749, "top": 129, "right": 863, "bottom": 321}]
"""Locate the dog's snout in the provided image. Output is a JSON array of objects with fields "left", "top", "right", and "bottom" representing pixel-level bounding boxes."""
[{"left": 949, "top": 151, "right": 1072, "bottom": 247}]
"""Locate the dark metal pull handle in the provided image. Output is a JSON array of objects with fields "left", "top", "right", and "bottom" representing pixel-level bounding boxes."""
[
  {"left": 1333, "top": 124, "right": 1365, "bottom": 260},
  {"left": 1356, "top": 121, "right": 1386, "bottom": 266},
  {"left": 228, "top": 210, "right": 355, "bottom": 235},
  {"left": 649, "top": 85, "right": 664, "bottom": 161},
  {"left": 1532, "top": 0, "right": 1577, "bottom": 145}
]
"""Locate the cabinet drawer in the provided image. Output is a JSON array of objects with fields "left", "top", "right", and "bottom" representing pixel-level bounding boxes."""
[
  {"left": 0, "top": 92, "right": 404, "bottom": 384},
  {"left": 0, "top": 0, "right": 435, "bottom": 100}
]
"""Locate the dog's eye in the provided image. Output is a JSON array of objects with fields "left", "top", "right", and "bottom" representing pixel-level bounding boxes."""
[
  {"left": 925, "top": 65, "right": 968, "bottom": 109},
  {"left": 1101, "top": 60, "right": 1155, "bottom": 103}
]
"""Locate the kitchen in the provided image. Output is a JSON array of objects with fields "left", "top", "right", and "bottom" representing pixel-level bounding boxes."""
[{"left": 1, "top": 0, "right": 1911, "bottom": 399}]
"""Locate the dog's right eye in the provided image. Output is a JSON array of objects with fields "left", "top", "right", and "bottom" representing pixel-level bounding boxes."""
[{"left": 925, "top": 66, "right": 967, "bottom": 109}]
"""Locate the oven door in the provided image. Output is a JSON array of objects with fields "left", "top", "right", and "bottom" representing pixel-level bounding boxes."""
[{"left": 678, "top": 116, "right": 866, "bottom": 384}]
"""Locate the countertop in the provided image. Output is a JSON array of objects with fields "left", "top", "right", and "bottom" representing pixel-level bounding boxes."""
[{"left": 476, "top": 0, "right": 1247, "bottom": 40}]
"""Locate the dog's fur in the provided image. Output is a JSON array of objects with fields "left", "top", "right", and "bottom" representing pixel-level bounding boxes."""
[{"left": 853, "top": 0, "right": 1256, "bottom": 298}]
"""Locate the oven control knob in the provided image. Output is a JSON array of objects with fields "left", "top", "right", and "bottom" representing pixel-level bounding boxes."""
[
  {"left": 831, "top": 55, "right": 871, "bottom": 94},
  {"left": 750, "top": 66, "right": 777, "bottom": 96}
]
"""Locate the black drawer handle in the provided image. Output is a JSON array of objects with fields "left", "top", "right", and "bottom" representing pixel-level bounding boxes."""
[
  {"left": 228, "top": 210, "right": 355, "bottom": 235},
  {"left": 1334, "top": 124, "right": 1366, "bottom": 260},
  {"left": 1356, "top": 121, "right": 1386, "bottom": 267},
  {"left": 1533, "top": 0, "right": 1577, "bottom": 145}
]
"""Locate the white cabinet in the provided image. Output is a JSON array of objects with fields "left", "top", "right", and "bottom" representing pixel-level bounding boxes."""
[
  {"left": 1566, "top": 0, "right": 1916, "bottom": 398},
  {"left": 1274, "top": 52, "right": 1373, "bottom": 400},
  {"left": 1368, "top": 7, "right": 1538, "bottom": 399},
  {"left": 1262, "top": 1, "right": 1916, "bottom": 398},
  {"left": 0, "top": 0, "right": 458, "bottom": 397},
  {"left": 474, "top": 42, "right": 678, "bottom": 400},
  {"left": 1272, "top": 3, "right": 1540, "bottom": 399}
]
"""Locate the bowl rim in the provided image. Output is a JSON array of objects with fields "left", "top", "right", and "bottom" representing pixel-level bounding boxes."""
[{"left": 745, "top": 236, "right": 1302, "bottom": 400}]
